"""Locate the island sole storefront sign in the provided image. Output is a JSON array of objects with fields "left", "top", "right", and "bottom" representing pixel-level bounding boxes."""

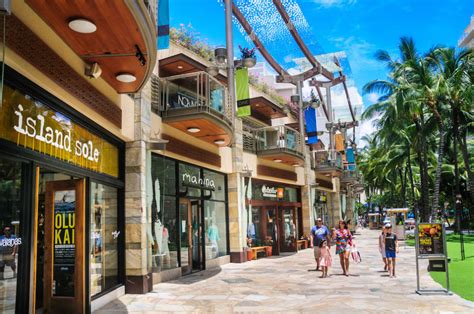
[{"left": 0, "top": 85, "right": 119, "bottom": 177}]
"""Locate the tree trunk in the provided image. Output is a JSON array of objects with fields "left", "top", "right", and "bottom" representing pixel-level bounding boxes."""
[
  {"left": 399, "top": 168, "right": 406, "bottom": 207},
  {"left": 431, "top": 118, "right": 445, "bottom": 219},
  {"left": 415, "top": 116, "right": 430, "bottom": 221},
  {"left": 460, "top": 127, "right": 474, "bottom": 203},
  {"left": 407, "top": 144, "right": 416, "bottom": 205}
]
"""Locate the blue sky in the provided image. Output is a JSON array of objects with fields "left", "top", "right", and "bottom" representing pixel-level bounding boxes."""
[{"left": 169, "top": 0, "right": 472, "bottom": 108}]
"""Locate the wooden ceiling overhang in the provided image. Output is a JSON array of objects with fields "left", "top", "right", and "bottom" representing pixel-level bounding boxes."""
[
  {"left": 249, "top": 96, "right": 286, "bottom": 125},
  {"left": 314, "top": 165, "right": 343, "bottom": 177},
  {"left": 162, "top": 108, "right": 233, "bottom": 147},
  {"left": 159, "top": 53, "right": 227, "bottom": 84},
  {"left": 257, "top": 149, "right": 304, "bottom": 166},
  {"left": 26, "top": 0, "right": 157, "bottom": 94}
]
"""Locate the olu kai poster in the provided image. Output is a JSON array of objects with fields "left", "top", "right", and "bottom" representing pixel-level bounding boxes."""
[{"left": 417, "top": 223, "right": 444, "bottom": 255}]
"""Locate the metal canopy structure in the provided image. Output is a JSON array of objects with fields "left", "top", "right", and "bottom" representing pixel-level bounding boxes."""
[{"left": 232, "top": 0, "right": 356, "bottom": 126}]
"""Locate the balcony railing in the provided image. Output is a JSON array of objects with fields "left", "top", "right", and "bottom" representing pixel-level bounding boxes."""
[
  {"left": 143, "top": 0, "right": 158, "bottom": 25},
  {"left": 159, "top": 71, "right": 232, "bottom": 124},
  {"left": 243, "top": 125, "right": 303, "bottom": 156}
]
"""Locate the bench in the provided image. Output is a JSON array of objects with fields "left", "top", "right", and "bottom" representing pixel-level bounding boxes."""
[
  {"left": 250, "top": 246, "right": 268, "bottom": 260},
  {"left": 296, "top": 240, "right": 308, "bottom": 251}
]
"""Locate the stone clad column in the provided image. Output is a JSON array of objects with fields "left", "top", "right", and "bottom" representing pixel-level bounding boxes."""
[
  {"left": 301, "top": 146, "right": 313, "bottom": 234},
  {"left": 124, "top": 81, "right": 153, "bottom": 293},
  {"left": 229, "top": 118, "right": 246, "bottom": 262}
]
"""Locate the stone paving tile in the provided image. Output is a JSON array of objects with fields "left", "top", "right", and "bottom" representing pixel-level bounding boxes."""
[{"left": 96, "top": 229, "right": 474, "bottom": 313}]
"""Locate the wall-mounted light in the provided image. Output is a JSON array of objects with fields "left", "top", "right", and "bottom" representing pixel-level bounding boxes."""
[
  {"left": 214, "top": 47, "right": 227, "bottom": 64},
  {"left": 116, "top": 73, "right": 136, "bottom": 83},
  {"left": 68, "top": 18, "right": 97, "bottom": 33}
]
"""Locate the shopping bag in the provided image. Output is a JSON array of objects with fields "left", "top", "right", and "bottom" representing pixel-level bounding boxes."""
[{"left": 351, "top": 245, "right": 362, "bottom": 263}]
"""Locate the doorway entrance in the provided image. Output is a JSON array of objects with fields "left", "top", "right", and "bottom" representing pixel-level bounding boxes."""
[
  {"left": 179, "top": 198, "right": 203, "bottom": 274},
  {"left": 35, "top": 170, "right": 85, "bottom": 314},
  {"left": 279, "top": 207, "right": 297, "bottom": 252}
]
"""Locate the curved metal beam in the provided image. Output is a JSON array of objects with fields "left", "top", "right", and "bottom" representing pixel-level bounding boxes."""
[
  {"left": 232, "top": 3, "right": 289, "bottom": 78},
  {"left": 272, "top": 0, "right": 333, "bottom": 80},
  {"left": 334, "top": 57, "right": 356, "bottom": 122}
]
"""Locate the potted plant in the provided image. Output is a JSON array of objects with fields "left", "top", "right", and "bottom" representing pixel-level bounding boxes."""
[
  {"left": 239, "top": 45, "right": 257, "bottom": 68},
  {"left": 264, "top": 237, "right": 273, "bottom": 257}
]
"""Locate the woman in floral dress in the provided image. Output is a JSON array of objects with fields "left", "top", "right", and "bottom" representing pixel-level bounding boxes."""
[{"left": 333, "top": 220, "right": 352, "bottom": 276}]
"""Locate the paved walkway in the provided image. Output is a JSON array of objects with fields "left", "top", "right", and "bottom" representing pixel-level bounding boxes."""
[{"left": 97, "top": 229, "right": 474, "bottom": 313}]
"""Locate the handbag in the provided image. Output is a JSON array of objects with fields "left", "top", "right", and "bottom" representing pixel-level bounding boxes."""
[{"left": 351, "top": 244, "right": 362, "bottom": 263}]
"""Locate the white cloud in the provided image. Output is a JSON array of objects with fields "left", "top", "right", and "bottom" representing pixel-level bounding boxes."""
[
  {"left": 329, "top": 36, "right": 383, "bottom": 74},
  {"left": 357, "top": 114, "right": 379, "bottom": 148},
  {"left": 309, "top": 0, "right": 357, "bottom": 8},
  {"left": 367, "top": 93, "right": 379, "bottom": 103}
]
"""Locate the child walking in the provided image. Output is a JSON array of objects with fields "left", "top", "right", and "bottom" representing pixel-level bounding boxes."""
[{"left": 319, "top": 239, "right": 332, "bottom": 278}]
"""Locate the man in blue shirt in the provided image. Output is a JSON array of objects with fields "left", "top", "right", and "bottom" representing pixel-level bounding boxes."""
[{"left": 310, "top": 218, "right": 330, "bottom": 271}]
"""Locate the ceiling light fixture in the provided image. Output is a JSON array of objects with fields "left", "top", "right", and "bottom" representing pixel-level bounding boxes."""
[
  {"left": 187, "top": 127, "right": 200, "bottom": 133},
  {"left": 116, "top": 73, "right": 136, "bottom": 83},
  {"left": 273, "top": 159, "right": 282, "bottom": 163},
  {"left": 292, "top": 163, "right": 300, "bottom": 166},
  {"left": 68, "top": 18, "right": 97, "bottom": 33},
  {"left": 214, "top": 139, "right": 225, "bottom": 145},
  {"left": 177, "top": 65, "right": 184, "bottom": 69}
]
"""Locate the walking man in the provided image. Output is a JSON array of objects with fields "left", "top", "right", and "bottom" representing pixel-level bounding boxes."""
[
  {"left": 310, "top": 218, "right": 331, "bottom": 271},
  {"left": 384, "top": 223, "right": 398, "bottom": 278}
]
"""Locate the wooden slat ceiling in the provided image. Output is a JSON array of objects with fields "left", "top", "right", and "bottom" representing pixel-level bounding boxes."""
[
  {"left": 167, "top": 118, "right": 232, "bottom": 147},
  {"left": 159, "top": 54, "right": 227, "bottom": 83},
  {"left": 249, "top": 97, "right": 286, "bottom": 124},
  {"left": 26, "top": 0, "right": 148, "bottom": 93},
  {"left": 259, "top": 153, "right": 304, "bottom": 166}
]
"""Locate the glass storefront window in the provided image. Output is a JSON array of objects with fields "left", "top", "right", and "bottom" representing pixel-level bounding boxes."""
[
  {"left": 0, "top": 158, "right": 23, "bottom": 313},
  {"left": 203, "top": 170, "right": 225, "bottom": 201},
  {"left": 204, "top": 201, "right": 227, "bottom": 259},
  {"left": 179, "top": 163, "right": 201, "bottom": 198},
  {"left": 90, "top": 182, "right": 119, "bottom": 296},
  {"left": 151, "top": 196, "right": 178, "bottom": 271}
]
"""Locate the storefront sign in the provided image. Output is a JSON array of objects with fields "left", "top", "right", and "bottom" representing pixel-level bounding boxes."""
[
  {"left": 171, "top": 92, "right": 198, "bottom": 108},
  {"left": 0, "top": 85, "right": 119, "bottom": 177},
  {"left": 182, "top": 173, "right": 215, "bottom": 190},
  {"left": 260, "top": 185, "right": 284, "bottom": 199},
  {"left": 417, "top": 223, "right": 444, "bottom": 255},
  {"left": 53, "top": 190, "right": 76, "bottom": 297}
]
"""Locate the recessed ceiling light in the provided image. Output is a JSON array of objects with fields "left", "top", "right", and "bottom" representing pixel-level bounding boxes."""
[
  {"left": 116, "top": 73, "right": 136, "bottom": 83},
  {"left": 273, "top": 159, "right": 282, "bottom": 163},
  {"left": 187, "top": 127, "right": 200, "bottom": 133},
  {"left": 214, "top": 139, "right": 225, "bottom": 145},
  {"left": 292, "top": 163, "right": 299, "bottom": 166},
  {"left": 177, "top": 65, "right": 184, "bottom": 69},
  {"left": 68, "top": 18, "right": 97, "bottom": 34}
]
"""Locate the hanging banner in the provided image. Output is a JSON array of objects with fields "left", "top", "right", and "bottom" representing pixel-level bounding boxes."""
[
  {"left": 304, "top": 107, "right": 318, "bottom": 144},
  {"left": 235, "top": 68, "right": 251, "bottom": 117},
  {"left": 335, "top": 133, "right": 345, "bottom": 152},
  {"left": 346, "top": 147, "right": 355, "bottom": 163},
  {"left": 157, "top": 0, "right": 170, "bottom": 50}
]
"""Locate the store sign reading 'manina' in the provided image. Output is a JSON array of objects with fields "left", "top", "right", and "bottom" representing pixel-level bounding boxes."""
[{"left": 0, "top": 85, "right": 119, "bottom": 177}]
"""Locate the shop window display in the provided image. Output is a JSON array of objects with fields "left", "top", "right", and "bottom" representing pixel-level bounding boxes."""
[
  {"left": 90, "top": 182, "right": 119, "bottom": 296},
  {"left": 204, "top": 201, "right": 227, "bottom": 259},
  {"left": 0, "top": 158, "right": 23, "bottom": 313}
]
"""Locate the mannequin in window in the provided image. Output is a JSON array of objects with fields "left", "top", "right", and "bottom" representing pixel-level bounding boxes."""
[
  {"left": 162, "top": 223, "right": 170, "bottom": 266},
  {"left": 207, "top": 218, "right": 220, "bottom": 258}
]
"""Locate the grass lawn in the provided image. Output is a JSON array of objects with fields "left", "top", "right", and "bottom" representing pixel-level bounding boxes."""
[{"left": 406, "top": 233, "right": 474, "bottom": 301}]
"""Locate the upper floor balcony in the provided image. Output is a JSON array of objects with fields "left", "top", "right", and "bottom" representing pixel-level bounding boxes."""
[
  {"left": 244, "top": 125, "right": 304, "bottom": 166},
  {"left": 158, "top": 71, "right": 233, "bottom": 147},
  {"left": 25, "top": 0, "right": 157, "bottom": 93},
  {"left": 340, "top": 168, "right": 360, "bottom": 184},
  {"left": 314, "top": 152, "right": 343, "bottom": 177}
]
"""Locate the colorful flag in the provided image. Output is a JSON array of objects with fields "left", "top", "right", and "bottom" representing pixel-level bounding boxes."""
[
  {"left": 335, "top": 133, "right": 345, "bottom": 152},
  {"left": 157, "top": 0, "right": 169, "bottom": 50},
  {"left": 235, "top": 68, "right": 251, "bottom": 117},
  {"left": 346, "top": 147, "right": 355, "bottom": 163},
  {"left": 304, "top": 107, "right": 318, "bottom": 144}
]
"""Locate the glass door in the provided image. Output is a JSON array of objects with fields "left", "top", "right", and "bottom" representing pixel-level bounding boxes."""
[
  {"left": 38, "top": 172, "right": 85, "bottom": 314},
  {"left": 191, "top": 200, "right": 203, "bottom": 271},
  {"left": 179, "top": 199, "right": 191, "bottom": 274},
  {"left": 280, "top": 207, "right": 297, "bottom": 252}
]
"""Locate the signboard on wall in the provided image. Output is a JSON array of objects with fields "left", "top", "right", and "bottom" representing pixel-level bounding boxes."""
[
  {"left": 417, "top": 223, "right": 444, "bottom": 256},
  {"left": 0, "top": 85, "right": 119, "bottom": 177}
]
